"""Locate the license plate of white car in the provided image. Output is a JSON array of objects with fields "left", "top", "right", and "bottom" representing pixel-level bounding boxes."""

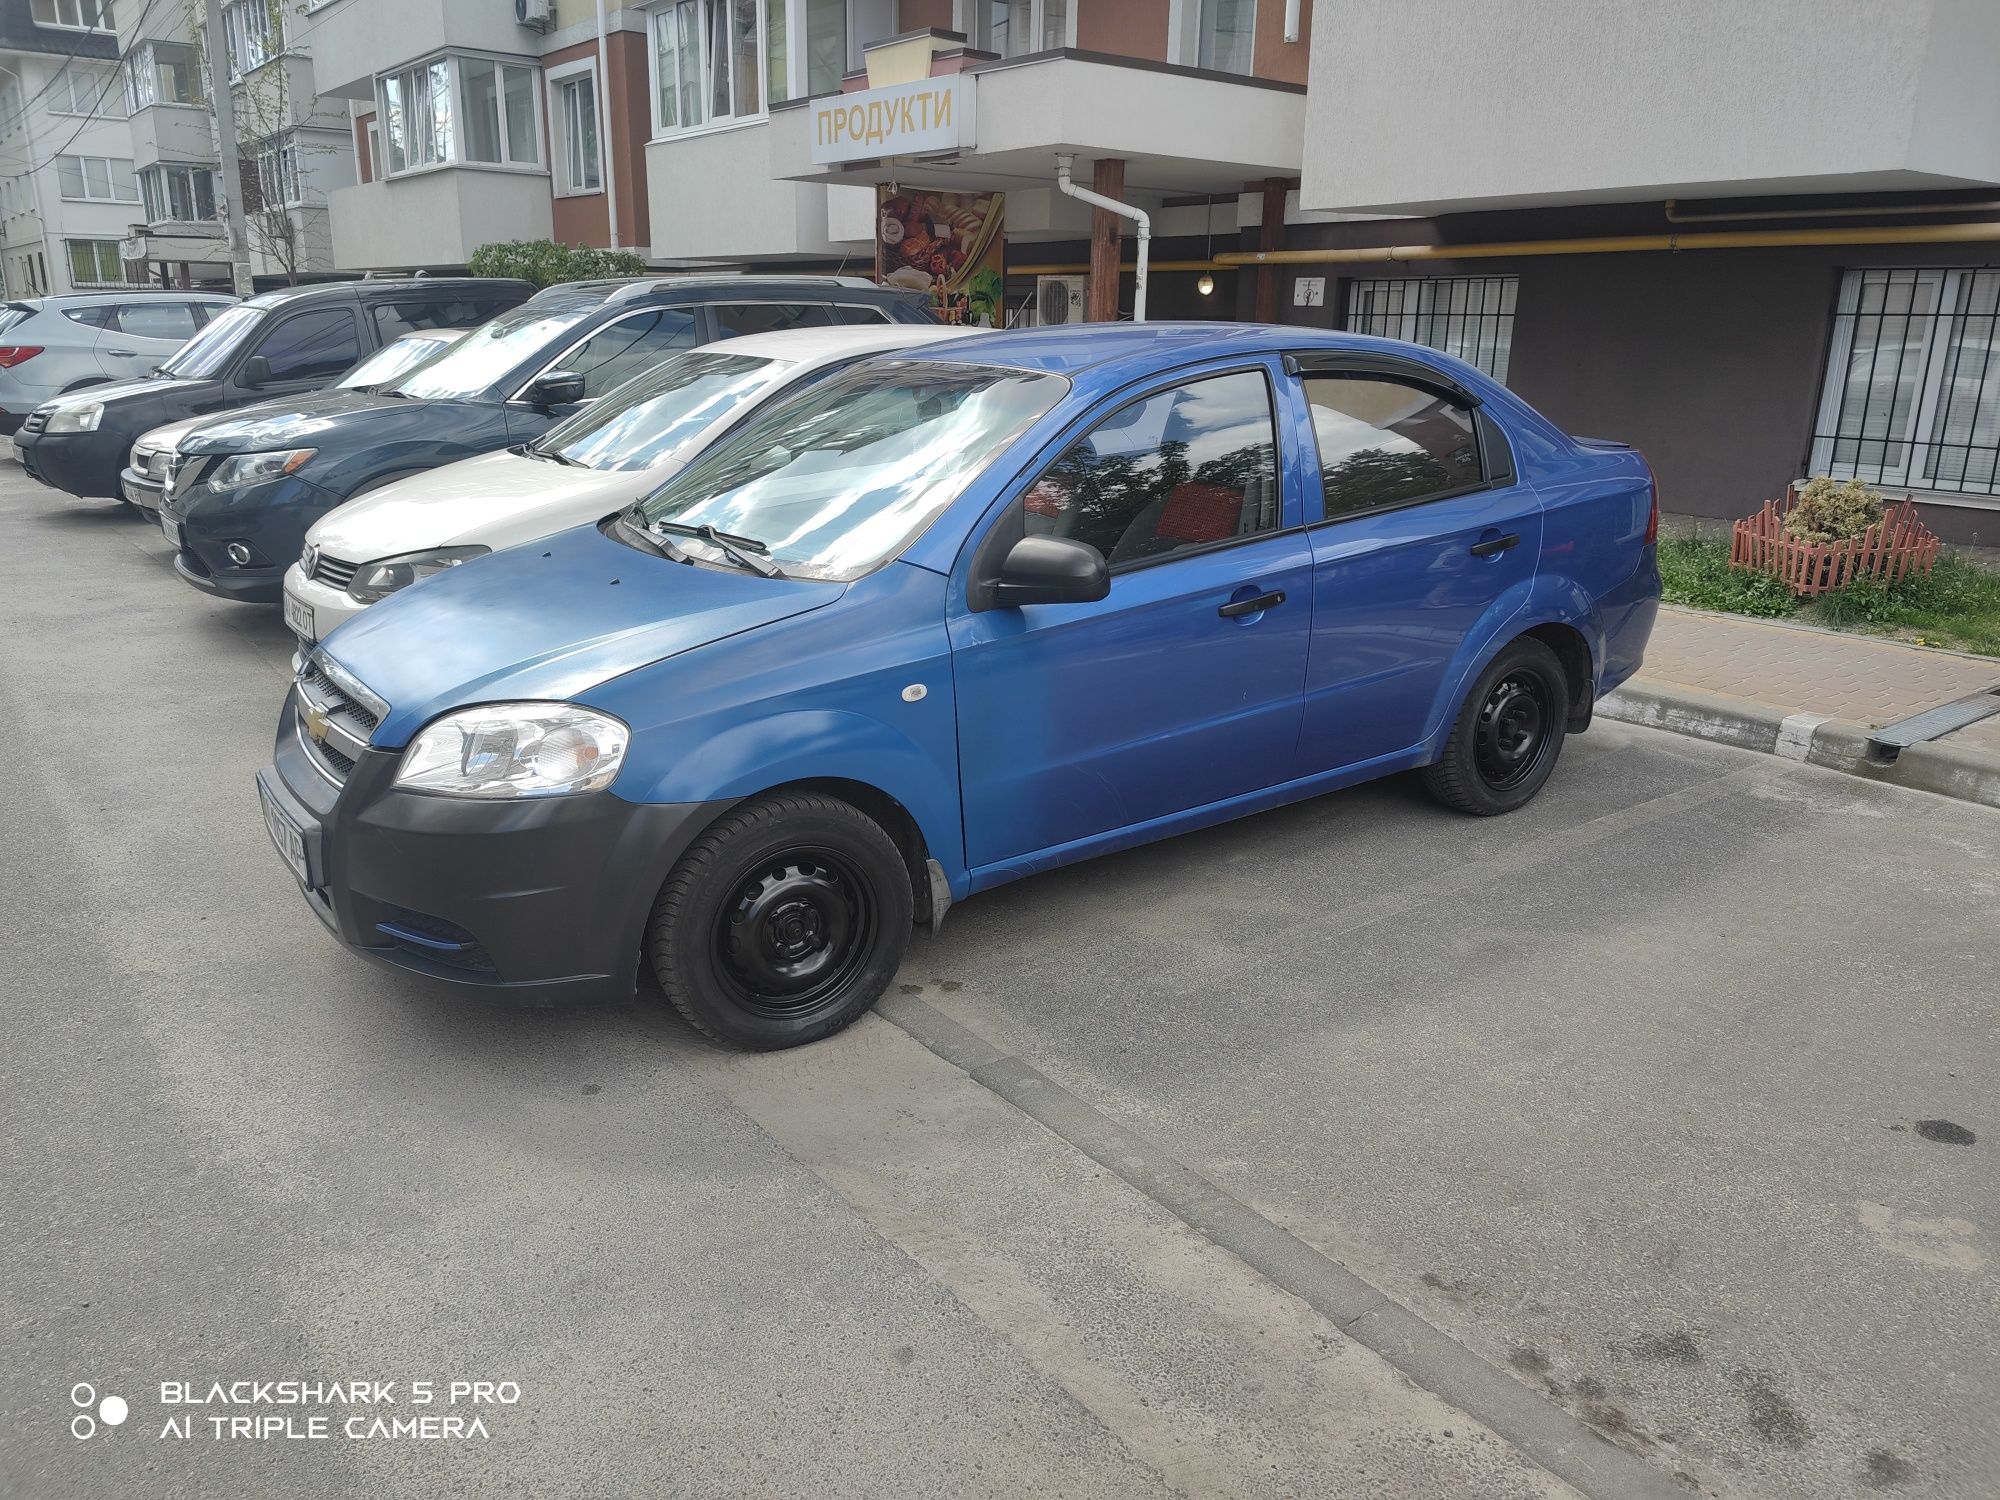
[
  {"left": 283, "top": 591, "right": 316, "bottom": 642},
  {"left": 259, "top": 782, "right": 308, "bottom": 886}
]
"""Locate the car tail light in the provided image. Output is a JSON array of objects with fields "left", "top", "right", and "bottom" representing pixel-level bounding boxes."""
[
  {"left": 0, "top": 345, "right": 44, "bottom": 368},
  {"left": 1640, "top": 456, "right": 1660, "bottom": 546}
]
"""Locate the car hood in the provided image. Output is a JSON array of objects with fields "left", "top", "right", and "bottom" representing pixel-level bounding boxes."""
[
  {"left": 318, "top": 519, "right": 844, "bottom": 747},
  {"left": 46, "top": 375, "right": 207, "bottom": 411},
  {"left": 307, "top": 449, "right": 646, "bottom": 562},
  {"left": 181, "top": 391, "right": 469, "bottom": 453}
]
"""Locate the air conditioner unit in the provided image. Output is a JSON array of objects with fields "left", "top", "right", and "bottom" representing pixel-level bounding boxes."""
[
  {"left": 1035, "top": 274, "right": 1086, "bottom": 327},
  {"left": 515, "top": 0, "right": 554, "bottom": 31}
]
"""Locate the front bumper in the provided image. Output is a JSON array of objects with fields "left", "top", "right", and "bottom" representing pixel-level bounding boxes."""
[
  {"left": 15, "top": 425, "right": 125, "bottom": 498},
  {"left": 121, "top": 464, "right": 165, "bottom": 512},
  {"left": 260, "top": 691, "right": 725, "bottom": 1001},
  {"left": 165, "top": 471, "right": 327, "bottom": 605},
  {"left": 282, "top": 561, "right": 365, "bottom": 643}
]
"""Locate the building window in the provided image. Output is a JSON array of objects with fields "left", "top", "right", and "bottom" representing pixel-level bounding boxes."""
[
  {"left": 1196, "top": 0, "right": 1255, "bottom": 74},
  {"left": 140, "top": 162, "right": 219, "bottom": 222},
  {"left": 652, "top": 0, "right": 762, "bottom": 134},
  {"left": 127, "top": 41, "right": 200, "bottom": 110},
  {"left": 552, "top": 68, "right": 601, "bottom": 193},
  {"left": 379, "top": 55, "right": 540, "bottom": 174},
  {"left": 51, "top": 64, "right": 123, "bottom": 118},
  {"left": 1812, "top": 267, "right": 2000, "bottom": 500},
  {"left": 974, "top": 0, "right": 1067, "bottom": 57},
  {"left": 223, "top": 0, "right": 282, "bottom": 78},
  {"left": 56, "top": 155, "right": 138, "bottom": 203},
  {"left": 1344, "top": 275, "right": 1518, "bottom": 384},
  {"left": 66, "top": 239, "right": 129, "bottom": 286},
  {"left": 250, "top": 136, "right": 302, "bottom": 208},
  {"left": 31, "top": 0, "right": 114, "bottom": 32}
]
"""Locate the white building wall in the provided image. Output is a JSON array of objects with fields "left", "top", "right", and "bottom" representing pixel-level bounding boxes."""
[
  {"left": 1300, "top": 0, "right": 2000, "bottom": 214},
  {"left": 1, "top": 55, "right": 146, "bottom": 294}
]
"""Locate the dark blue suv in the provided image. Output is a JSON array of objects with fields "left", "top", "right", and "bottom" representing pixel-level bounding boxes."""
[{"left": 161, "top": 276, "right": 934, "bottom": 603}]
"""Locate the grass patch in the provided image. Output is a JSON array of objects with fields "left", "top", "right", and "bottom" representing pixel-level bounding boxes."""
[{"left": 1656, "top": 536, "right": 2000, "bottom": 657}]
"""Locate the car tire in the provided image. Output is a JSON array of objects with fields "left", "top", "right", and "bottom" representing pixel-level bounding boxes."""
[
  {"left": 646, "top": 792, "right": 913, "bottom": 1051},
  {"left": 1421, "top": 637, "right": 1571, "bottom": 816}
]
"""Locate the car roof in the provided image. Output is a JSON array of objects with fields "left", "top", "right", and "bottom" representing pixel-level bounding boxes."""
[
  {"left": 691, "top": 324, "right": 976, "bottom": 366},
  {"left": 10, "top": 290, "right": 235, "bottom": 308},
  {"left": 243, "top": 277, "right": 529, "bottom": 311}
]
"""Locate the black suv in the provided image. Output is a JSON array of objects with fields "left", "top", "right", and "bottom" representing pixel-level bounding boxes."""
[
  {"left": 158, "top": 275, "right": 934, "bottom": 603},
  {"left": 15, "top": 277, "right": 534, "bottom": 501}
]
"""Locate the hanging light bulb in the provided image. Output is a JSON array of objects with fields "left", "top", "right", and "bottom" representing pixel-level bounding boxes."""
[
  {"left": 1197, "top": 273, "right": 1216, "bottom": 296},
  {"left": 1197, "top": 194, "right": 1216, "bottom": 299}
]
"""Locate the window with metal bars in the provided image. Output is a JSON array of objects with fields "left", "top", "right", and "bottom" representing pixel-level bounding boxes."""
[
  {"left": 1343, "top": 276, "right": 1518, "bottom": 384},
  {"left": 1810, "top": 267, "right": 2000, "bottom": 500}
]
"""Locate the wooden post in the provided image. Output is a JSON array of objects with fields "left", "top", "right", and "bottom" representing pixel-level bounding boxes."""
[
  {"left": 1254, "top": 177, "right": 1288, "bottom": 323},
  {"left": 1087, "top": 157, "right": 1126, "bottom": 323}
]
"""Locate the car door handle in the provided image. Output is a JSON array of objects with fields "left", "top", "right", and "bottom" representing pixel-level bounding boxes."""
[
  {"left": 1469, "top": 533, "right": 1521, "bottom": 557},
  {"left": 106, "top": 347, "right": 139, "bottom": 357},
  {"left": 1217, "top": 590, "right": 1286, "bottom": 618}
]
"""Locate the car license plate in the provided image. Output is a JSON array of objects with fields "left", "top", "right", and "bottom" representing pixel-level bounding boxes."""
[
  {"left": 259, "top": 780, "right": 309, "bottom": 886},
  {"left": 160, "top": 512, "right": 181, "bottom": 549},
  {"left": 283, "top": 590, "right": 316, "bottom": 642},
  {"left": 122, "top": 478, "right": 156, "bottom": 510}
]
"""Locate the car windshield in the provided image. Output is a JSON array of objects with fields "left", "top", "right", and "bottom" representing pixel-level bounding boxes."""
[
  {"left": 536, "top": 350, "right": 789, "bottom": 473},
  {"left": 337, "top": 333, "right": 458, "bottom": 390},
  {"left": 386, "top": 302, "right": 596, "bottom": 401},
  {"left": 159, "top": 303, "right": 262, "bottom": 378},
  {"left": 632, "top": 361, "right": 1066, "bottom": 581}
]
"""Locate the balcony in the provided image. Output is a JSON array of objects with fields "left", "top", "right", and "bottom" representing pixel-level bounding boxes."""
[
  {"left": 296, "top": 0, "right": 541, "bottom": 99},
  {"left": 329, "top": 167, "right": 551, "bottom": 270},
  {"left": 127, "top": 104, "right": 213, "bottom": 168}
]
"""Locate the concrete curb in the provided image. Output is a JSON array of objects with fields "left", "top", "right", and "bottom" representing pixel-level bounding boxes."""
[{"left": 1599, "top": 681, "right": 2000, "bottom": 811}]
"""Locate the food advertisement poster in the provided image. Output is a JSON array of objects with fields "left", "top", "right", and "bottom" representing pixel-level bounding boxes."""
[{"left": 876, "top": 188, "right": 1006, "bottom": 327}]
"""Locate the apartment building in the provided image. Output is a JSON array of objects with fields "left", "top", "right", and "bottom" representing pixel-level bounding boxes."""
[
  {"left": 0, "top": 0, "right": 144, "bottom": 296},
  {"left": 115, "top": 0, "right": 356, "bottom": 284},
  {"left": 1288, "top": 0, "right": 2000, "bottom": 543}
]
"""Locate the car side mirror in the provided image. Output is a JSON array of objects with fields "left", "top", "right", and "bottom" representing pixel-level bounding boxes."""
[
  {"left": 988, "top": 535, "right": 1109, "bottom": 608},
  {"left": 524, "top": 370, "right": 586, "bottom": 409},
  {"left": 239, "top": 354, "right": 273, "bottom": 388}
]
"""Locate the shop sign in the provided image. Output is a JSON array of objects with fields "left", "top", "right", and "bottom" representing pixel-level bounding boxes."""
[
  {"left": 877, "top": 188, "right": 1006, "bottom": 327},
  {"left": 812, "top": 75, "right": 977, "bottom": 165}
]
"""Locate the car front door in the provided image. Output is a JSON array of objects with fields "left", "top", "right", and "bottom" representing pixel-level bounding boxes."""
[
  {"left": 230, "top": 307, "right": 362, "bottom": 400},
  {"left": 1292, "top": 358, "right": 1543, "bottom": 772},
  {"left": 506, "top": 305, "right": 702, "bottom": 437},
  {"left": 951, "top": 362, "right": 1315, "bottom": 874}
]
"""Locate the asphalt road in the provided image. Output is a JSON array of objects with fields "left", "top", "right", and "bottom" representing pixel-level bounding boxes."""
[{"left": 2, "top": 458, "right": 1994, "bottom": 1500}]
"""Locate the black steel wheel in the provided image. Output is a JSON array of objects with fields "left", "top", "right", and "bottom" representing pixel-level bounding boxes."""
[
  {"left": 1421, "top": 637, "right": 1572, "bottom": 816},
  {"left": 648, "top": 793, "right": 913, "bottom": 1050}
]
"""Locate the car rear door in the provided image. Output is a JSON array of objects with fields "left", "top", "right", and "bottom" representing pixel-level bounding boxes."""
[
  {"left": 950, "top": 359, "right": 1316, "bottom": 873},
  {"left": 95, "top": 300, "right": 205, "bottom": 379},
  {"left": 1290, "top": 354, "right": 1543, "bottom": 772}
]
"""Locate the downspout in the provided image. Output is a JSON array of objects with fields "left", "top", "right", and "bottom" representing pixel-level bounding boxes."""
[
  {"left": 1216, "top": 220, "right": 2000, "bottom": 266},
  {"left": 596, "top": 0, "right": 620, "bottom": 250},
  {"left": 1056, "top": 153, "right": 1150, "bottom": 322},
  {"left": 1283, "top": 0, "right": 1301, "bottom": 43}
]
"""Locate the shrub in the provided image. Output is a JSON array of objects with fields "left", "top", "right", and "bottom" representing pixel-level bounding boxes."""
[
  {"left": 1784, "top": 475, "right": 1883, "bottom": 544},
  {"left": 1657, "top": 536, "right": 1797, "bottom": 618},
  {"left": 469, "top": 240, "right": 649, "bottom": 289}
]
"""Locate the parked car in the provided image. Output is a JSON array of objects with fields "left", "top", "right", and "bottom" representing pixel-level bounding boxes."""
[
  {"left": 158, "top": 276, "right": 935, "bottom": 606},
  {"left": 256, "top": 324, "right": 1660, "bottom": 1051},
  {"left": 14, "top": 276, "right": 532, "bottom": 501},
  {"left": 282, "top": 323, "right": 974, "bottom": 645},
  {"left": 120, "top": 328, "right": 469, "bottom": 514},
  {"left": 0, "top": 290, "right": 237, "bottom": 434}
]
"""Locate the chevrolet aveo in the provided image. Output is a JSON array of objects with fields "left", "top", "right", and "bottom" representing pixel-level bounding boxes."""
[{"left": 258, "top": 325, "right": 1660, "bottom": 1051}]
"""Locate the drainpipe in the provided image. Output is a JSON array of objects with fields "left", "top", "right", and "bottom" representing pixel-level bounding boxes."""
[
  {"left": 1056, "top": 153, "right": 1149, "bottom": 322},
  {"left": 1283, "top": 0, "right": 1301, "bottom": 43},
  {"left": 596, "top": 0, "right": 620, "bottom": 250}
]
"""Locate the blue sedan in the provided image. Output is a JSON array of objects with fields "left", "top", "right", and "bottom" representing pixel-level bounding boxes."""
[{"left": 257, "top": 323, "right": 1660, "bottom": 1049}]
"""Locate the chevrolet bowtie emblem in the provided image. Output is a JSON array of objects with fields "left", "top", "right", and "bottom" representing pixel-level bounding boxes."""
[{"left": 302, "top": 703, "right": 329, "bottom": 743}]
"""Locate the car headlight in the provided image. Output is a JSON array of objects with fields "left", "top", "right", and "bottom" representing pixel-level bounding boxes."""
[
  {"left": 45, "top": 402, "right": 103, "bottom": 434},
  {"left": 394, "top": 703, "right": 629, "bottom": 798},
  {"left": 346, "top": 545, "right": 489, "bottom": 604},
  {"left": 207, "top": 448, "right": 316, "bottom": 492}
]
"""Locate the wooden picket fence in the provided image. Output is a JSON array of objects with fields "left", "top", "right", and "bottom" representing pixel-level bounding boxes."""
[{"left": 1729, "top": 493, "right": 1941, "bottom": 598}]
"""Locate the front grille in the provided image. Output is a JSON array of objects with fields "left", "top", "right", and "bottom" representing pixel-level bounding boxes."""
[
  {"left": 21, "top": 409, "right": 48, "bottom": 437},
  {"left": 295, "top": 659, "right": 381, "bottom": 784},
  {"left": 136, "top": 448, "right": 168, "bottom": 481},
  {"left": 309, "top": 552, "right": 359, "bottom": 590}
]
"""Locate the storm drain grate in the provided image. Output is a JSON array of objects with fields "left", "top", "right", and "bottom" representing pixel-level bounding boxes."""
[{"left": 1868, "top": 685, "right": 2000, "bottom": 754}]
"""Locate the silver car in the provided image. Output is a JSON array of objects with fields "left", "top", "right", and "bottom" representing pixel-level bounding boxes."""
[{"left": 0, "top": 291, "right": 237, "bottom": 436}]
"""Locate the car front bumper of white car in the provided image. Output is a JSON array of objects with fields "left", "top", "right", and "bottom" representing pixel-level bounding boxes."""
[{"left": 282, "top": 559, "right": 366, "bottom": 646}]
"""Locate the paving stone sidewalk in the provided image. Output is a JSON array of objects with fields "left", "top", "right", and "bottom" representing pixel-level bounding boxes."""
[{"left": 1634, "top": 605, "right": 2000, "bottom": 756}]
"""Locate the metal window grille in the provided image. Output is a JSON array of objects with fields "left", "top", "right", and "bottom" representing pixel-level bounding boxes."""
[
  {"left": 1810, "top": 267, "right": 2000, "bottom": 498},
  {"left": 1344, "top": 275, "right": 1518, "bottom": 383}
]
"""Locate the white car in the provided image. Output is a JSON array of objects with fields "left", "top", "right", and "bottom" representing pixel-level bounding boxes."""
[
  {"left": 281, "top": 323, "right": 972, "bottom": 645},
  {"left": 120, "top": 328, "right": 468, "bottom": 513}
]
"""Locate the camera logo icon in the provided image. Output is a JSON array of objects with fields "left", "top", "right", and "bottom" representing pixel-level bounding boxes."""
[{"left": 69, "top": 1383, "right": 128, "bottom": 1440}]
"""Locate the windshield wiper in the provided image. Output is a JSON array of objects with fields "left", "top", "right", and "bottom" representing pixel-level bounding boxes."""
[
  {"left": 613, "top": 511, "right": 689, "bottom": 563},
  {"left": 514, "top": 442, "right": 581, "bottom": 467},
  {"left": 652, "top": 520, "right": 785, "bottom": 578}
]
